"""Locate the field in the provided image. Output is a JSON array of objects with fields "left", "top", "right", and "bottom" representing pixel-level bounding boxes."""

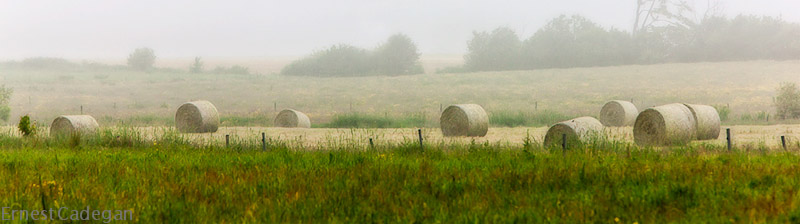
[
  {"left": 1, "top": 59, "right": 798, "bottom": 126},
  {"left": 2, "top": 59, "right": 800, "bottom": 222}
]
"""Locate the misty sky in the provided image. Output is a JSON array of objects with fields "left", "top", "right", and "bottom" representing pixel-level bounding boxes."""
[{"left": 2, "top": 0, "right": 799, "bottom": 59}]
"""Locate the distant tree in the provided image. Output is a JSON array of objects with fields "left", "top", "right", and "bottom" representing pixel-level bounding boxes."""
[
  {"left": 373, "top": 33, "right": 423, "bottom": 75},
  {"left": 464, "top": 27, "right": 522, "bottom": 71},
  {"left": 522, "top": 15, "right": 635, "bottom": 69},
  {"left": 190, "top": 57, "right": 204, "bottom": 73},
  {"left": 775, "top": 82, "right": 800, "bottom": 119},
  {"left": 127, "top": 48, "right": 156, "bottom": 71},
  {"left": 281, "top": 44, "right": 372, "bottom": 77}
]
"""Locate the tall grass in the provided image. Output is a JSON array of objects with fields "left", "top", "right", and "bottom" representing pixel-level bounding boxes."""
[{"left": 0, "top": 129, "right": 799, "bottom": 222}]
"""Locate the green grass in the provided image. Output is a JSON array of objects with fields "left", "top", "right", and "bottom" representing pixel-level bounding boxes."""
[
  {"left": 489, "top": 110, "right": 572, "bottom": 127},
  {"left": 320, "top": 113, "right": 429, "bottom": 128},
  {"left": 1, "top": 129, "right": 800, "bottom": 222}
]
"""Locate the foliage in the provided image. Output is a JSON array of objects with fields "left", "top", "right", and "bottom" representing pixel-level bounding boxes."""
[
  {"left": 189, "top": 57, "right": 204, "bottom": 73},
  {"left": 0, "top": 85, "right": 12, "bottom": 121},
  {"left": 775, "top": 82, "right": 800, "bottom": 119},
  {"left": 522, "top": 15, "right": 636, "bottom": 69},
  {"left": 464, "top": 27, "right": 522, "bottom": 71},
  {"left": 457, "top": 13, "right": 800, "bottom": 72},
  {"left": 372, "top": 34, "right": 423, "bottom": 75},
  {"left": 281, "top": 44, "right": 372, "bottom": 77},
  {"left": 127, "top": 48, "right": 157, "bottom": 71},
  {"left": 713, "top": 104, "right": 731, "bottom": 122},
  {"left": 17, "top": 115, "right": 36, "bottom": 136},
  {"left": 282, "top": 34, "right": 424, "bottom": 77}
]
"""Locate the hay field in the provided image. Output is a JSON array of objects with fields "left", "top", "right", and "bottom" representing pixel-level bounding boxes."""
[{"left": 1, "top": 60, "right": 798, "bottom": 126}]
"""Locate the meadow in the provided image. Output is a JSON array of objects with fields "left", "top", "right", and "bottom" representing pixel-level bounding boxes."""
[
  {"left": 1, "top": 59, "right": 800, "bottom": 222},
  {"left": 2, "top": 126, "right": 800, "bottom": 222},
  {"left": 1, "top": 59, "right": 797, "bottom": 127}
]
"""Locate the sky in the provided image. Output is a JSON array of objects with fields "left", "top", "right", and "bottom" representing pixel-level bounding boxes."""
[{"left": 1, "top": 0, "right": 799, "bottom": 59}]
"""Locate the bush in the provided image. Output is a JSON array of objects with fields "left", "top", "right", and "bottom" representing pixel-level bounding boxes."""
[
  {"left": 189, "top": 57, "right": 204, "bottom": 73},
  {"left": 18, "top": 115, "right": 36, "bottom": 137},
  {"left": 775, "top": 82, "right": 800, "bottom": 119},
  {"left": 127, "top": 48, "right": 156, "bottom": 71},
  {"left": 281, "top": 44, "right": 372, "bottom": 77},
  {"left": 19, "top": 57, "right": 77, "bottom": 69},
  {"left": 281, "top": 34, "right": 424, "bottom": 77}
]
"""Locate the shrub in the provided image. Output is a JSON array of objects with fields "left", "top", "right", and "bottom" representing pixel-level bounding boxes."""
[
  {"left": 127, "top": 48, "right": 156, "bottom": 71},
  {"left": 18, "top": 115, "right": 36, "bottom": 137},
  {"left": 189, "top": 57, "right": 204, "bottom": 73},
  {"left": 0, "top": 85, "right": 12, "bottom": 122},
  {"left": 713, "top": 104, "right": 731, "bottom": 122},
  {"left": 281, "top": 34, "right": 424, "bottom": 77},
  {"left": 775, "top": 82, "right": 800, "bottom": 119},
  {"left": 19, "top": 57, "right": 77, "bottom": 69}
]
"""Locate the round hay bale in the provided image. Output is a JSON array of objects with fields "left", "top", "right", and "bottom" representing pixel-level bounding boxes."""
[
  {"left": 50, "top": 115, "right": 99, "bottom": 137},
  {"left": 599, "top": 100, "right": 638, "bottom": 127},
  {"left": 440, "top": 104, "right": 488, "bottom": 137},
  {"left": 543, "top": 116, "right": 604, "bottom": 146},
  {"left": 274, "top": 109, "right": 311, "bottom": 128},
  {"left": 633, "top": 103, "right": 697, "bottom": 146},
  {"left": 683, "top": 103, "right": 721, "bottom": 140},
  {"left": 175, "top": 100, "right": 219, "bottom": 133}
]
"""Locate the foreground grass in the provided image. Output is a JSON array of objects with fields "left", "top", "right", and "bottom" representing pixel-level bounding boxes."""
[{"left": 1, "top": 131, "right": 800, "bottom": 222}]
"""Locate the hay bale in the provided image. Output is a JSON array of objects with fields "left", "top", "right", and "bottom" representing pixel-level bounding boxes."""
[
  {"left": 633, "top": 103, "right": 697, "bottom": 146},
  {"left": 50, "top": 115, "right": 99, "bottom": 137},
  {"left": 175, "top": 100, "right": 219, "bottom": 133},
  {"left": 440, "top": 104, "right": 489, "bottom": 137},
  {"left": 683, "top": 103, "right": 721, "bottom": 140},
  {"left": 543, "top": 116, "right": 604, "bottom": 146},
  {"left": 274, "top": 109, "right": 311, "bottom": 128},
  {"left": 599, "top": 100, "right": 638, "bottom": 127}
]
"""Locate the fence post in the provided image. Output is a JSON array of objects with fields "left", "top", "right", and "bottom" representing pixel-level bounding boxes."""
[
  {"left": 726, "top": 128, "right": 732, "bottom": 151},
  {"left": 418, "top": 129, "right": 424, "bottom": 151},
  {"left": 561, "top": 134, "right": 567, "bottom": 153},
  {"left": 369, "top": 138, "right": 374, "bottom": 149},
  {"left": 225, "top": 135, "right": 230, "bottom": 148},
  {"left": 782, "top": 136, "right": 787, "bottom": 151},
  {"left": 261, "top": 132, "right": 266, "bottom": 151}
]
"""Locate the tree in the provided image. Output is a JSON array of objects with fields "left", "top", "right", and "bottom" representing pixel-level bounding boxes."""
[
  {"left": 190, "top": 57, "right": 204, "bottom": 73},
  {"left": 775, "top": 82, "right": 800, "bottom": 119},
  {"left": 522, "top": 15, "right": 635, "bottom": 69},
  {"left": 464, "top": 27, "right": 522, "bottom": 71},
  {"left": 373, "top": 34, "right": 423, "bottom": 75},
  {"left": 127, "top": 48, "right": 156, "bottom": 71}
]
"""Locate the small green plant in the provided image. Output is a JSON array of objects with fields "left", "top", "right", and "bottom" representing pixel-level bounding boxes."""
[
  {"left": 713, "top": 104, "right": 731, "bottom": 122},
  {"left": 18, "top": 115, "right": 36, "bottom": 136}
]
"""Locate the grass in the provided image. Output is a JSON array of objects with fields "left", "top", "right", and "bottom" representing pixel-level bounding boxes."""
[
  {"left": 489, "top": 110, "right": 572, "bottom": 127},
  {"left": 3, "top": 60, "right": 799, "bottom": 126},
  {"left": 1, "top": 128, "right": 800, "bottom": 222},
  {"left": 320, "top": 113, "right": 429, "bottom": 128}
]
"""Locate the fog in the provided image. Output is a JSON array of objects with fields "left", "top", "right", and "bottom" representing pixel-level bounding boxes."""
[{"left": 1, "top": 0, "right": 799, "bottom": 59}]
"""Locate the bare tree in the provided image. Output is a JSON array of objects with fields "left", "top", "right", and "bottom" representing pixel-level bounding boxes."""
[{"left": 634, "top": 0, "right": 723, "bottom": 35}]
